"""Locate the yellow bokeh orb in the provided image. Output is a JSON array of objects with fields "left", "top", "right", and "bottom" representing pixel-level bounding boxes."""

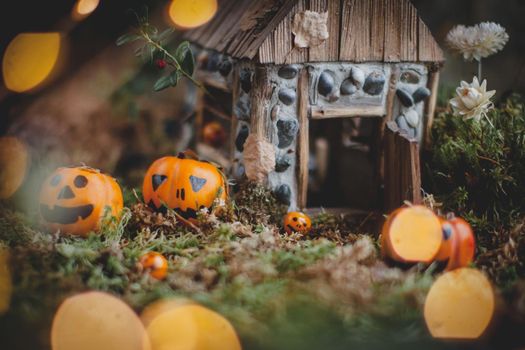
[
  {"left": 0, "top": 136, "right": 29, "bottom": 199},
  {"left": 0, "top": 248, "right": 12, "bottom": 315},
  {"left": 168, "top": 0, "right": 217, "bottom": 29},
  {"left": 72, "top": 0, "right": 100, "bottom": 21},
  {"left": 2, "top": 32, "right": 62, "bottom": 93}
]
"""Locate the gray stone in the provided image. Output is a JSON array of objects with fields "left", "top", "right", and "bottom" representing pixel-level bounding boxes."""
[
  {"left": 396, "top": 88, "right": 414, "bottom": 107},
  {"left": 413, "top": 87, "right": 431, "bottom": 104},
  {"left": 400, "top": 70, "right": 421, "bottom": 84},
  {"left": 318, "top": 70, "right": 335, "bottom": 96},
  {"left": 278, "top": 88, "right": 296, "bottom": 105},
  {"left": 235, "top": 124, "right": 249, "bottom": 151},
  {"left": 234, "top": 99, "right": 250, "bottom": 121},
  {"left": 395, "top": 115, "right": 416, "bottom": 139},
  {"left": 274, "top": 184, "right": 291, "bottom": 205},
  {"left": 206, "top": 52, "right": 221, "bottom": 72},
  {"left": 278, "top": 65, "right": 298, "bottom": 79},
  {"left": 277, "top": 119, "right": 299, "bottom": 149},
  {"left": 218, "top": 59, "right": 232, "bottom": 76},
  {"left": 404, "top": 109, "right": 420, "bottom": 128},
  {"left": 275, "top": 155, "right": 292, "bottom": 172},
  {"left": 363, "top": 72, "right": 385, "bottom": 95},
  {"left": 350, "top": 67, "right": 365, "bottom": 88},
  {"left": 340, "top": 79, "right": 358, "bottom": 95},
  {"left": 240, "top": 69, "right": 252, "bottom": 93}
]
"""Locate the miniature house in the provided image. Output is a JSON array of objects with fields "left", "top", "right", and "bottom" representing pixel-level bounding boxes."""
[{"left": 185, "top": 0, "right": 444, "bottom": 211}]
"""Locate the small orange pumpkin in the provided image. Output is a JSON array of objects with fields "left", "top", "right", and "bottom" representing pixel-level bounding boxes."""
[
  {"left": 435, "top": 216, "right": 475, "bottom": 271},
  {"left": 202, "top": 121, "right": 227, "bottom": 148},
  {"left": 284, "top": 212, "right": 312, "bottom": 234},
  {"left": 381, "top": 205, "right": 442, "bottom": 264},
  {"left": 39, "top": 166, "right": 123, "bottom": 237},
  {"left": 140, "top": 252, "right": 168, "bottom": 280},
  {"left": 143, "top": 152, "right": 227, "bottom": 220}
]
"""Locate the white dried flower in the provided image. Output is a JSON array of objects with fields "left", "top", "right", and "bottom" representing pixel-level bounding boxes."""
[
  {"left": 449, "top": 77, "right": 495, "bottom": 121},
  {"left": 446, "top": 22, "right": 509, "bottom": 61}
]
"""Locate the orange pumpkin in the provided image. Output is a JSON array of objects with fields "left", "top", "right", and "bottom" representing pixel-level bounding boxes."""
[
  {"left": 381, "top": 205, "right": 442, "bottom": 263},
  {"left": 284, "top": 212, "right": 311, "bottom": 234},
  {"left": 435, "top": 217, "right": 475, "bottom": 271},
  {"left": 140, "top": 252, "right": 168, "bottom": 280},
  {"left": 143, "top": 152, "right": 227, "bottom": 220},
  {"left": 39, "top": 166, "right": 123, "bottom": 237},
  {"left": 202, "top": 121, "right": 227, "bottom": 148}
]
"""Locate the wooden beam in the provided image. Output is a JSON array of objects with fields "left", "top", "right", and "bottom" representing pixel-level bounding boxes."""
[
  {"left": 297, "top": 68, "right": 309, "bottom": 209},
  {"left": 230, "top": 67, "right": 240, "bottom": 167},
  {"left": 384, "top": 121, "right": 422, "bottom": 212},
  {"left": 250, "top": 66, "right": 273, "bottom": 140},
  {"left": 423, "top": 69, "right": 440, "bottom": 150},
  {"left": 310, "top": 105, "right": 386, "bottom": 119}
]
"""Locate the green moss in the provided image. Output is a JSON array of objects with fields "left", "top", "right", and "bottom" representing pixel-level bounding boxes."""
[{"left": 425, "top": 94, "right": 525, "bottom": 284}]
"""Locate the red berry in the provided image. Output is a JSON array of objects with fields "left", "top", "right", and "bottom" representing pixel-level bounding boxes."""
[{"left": 155, "top": 59, "right": 167, "bottom": 69}]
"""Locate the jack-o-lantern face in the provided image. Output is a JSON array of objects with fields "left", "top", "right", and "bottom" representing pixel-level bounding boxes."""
[
  {"left": 143, "top": 153, "right": 227, "bottom": 220},
  {"left": 39, "top": 167, "right": 123, "bottom": 237},
  {"left": 435, "top": 217, "right": 475, "bottom": 271},
  {"left": 284, "top": 212, "right": 312, "bottom": 234}
]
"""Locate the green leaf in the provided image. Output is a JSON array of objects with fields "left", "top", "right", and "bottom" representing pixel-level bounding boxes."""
[
  {"left": 175, "top": 41, "right": 195, "bottom": 76},
  {"left": 143, "top": 24, "right": 158, "bottom": 36},
  {"left": 116, "top": 33, "right": 141, "bottom": 46},
  {"left": 154, "top": 71, "right": 180, "bottom": 91},
  {"left": 158, "top": 28, "right": 175, "bottom": 43}
]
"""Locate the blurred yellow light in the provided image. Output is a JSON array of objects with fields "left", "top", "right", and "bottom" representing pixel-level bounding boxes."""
[
  {"left": 168, "top": 0, "right": 217, "bottom": 29},
  {"left": 0, "top": 248, "right": 12, "bottom": 315},
  {"left": 0, "top": 136, "right": 29, "bottom": 199},
  {"left": 2, "top": 33, "right": 62, "bottom": 93},
  {"left": 72, "top": 0, "right": 100, "bottom": 21}
]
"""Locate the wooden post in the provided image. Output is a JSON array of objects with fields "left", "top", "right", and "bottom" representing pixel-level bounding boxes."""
[
  {"left": 297, "top": 68, "right": 309, "bottom": 209},
  {"left": 230, "top": 67, "right": 240, "bottom": 168},
  {"left": 384, "top": 121, "right": 422, "bottom": 212},
  {"left": 378, "top": 66, "right": 399, "bottom": 189},
  {"left": 250, "top": 67, "right": 273, "bottom": 140},
  {"left": 423, "top": 68, "right": 440, "bottom": 150}
]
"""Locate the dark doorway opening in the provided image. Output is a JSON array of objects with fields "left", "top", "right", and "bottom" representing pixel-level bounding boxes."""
[{"left": 306, "top": 117, "right": 382, "bottom": 210}]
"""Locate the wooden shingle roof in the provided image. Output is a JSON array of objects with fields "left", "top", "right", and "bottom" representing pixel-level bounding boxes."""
[{"left": 185, "top": 0, "right": 444, "bottom": 64}]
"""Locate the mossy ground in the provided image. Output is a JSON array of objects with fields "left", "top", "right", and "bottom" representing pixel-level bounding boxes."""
[
  {"left": 2, "top": 96, "right": 525, "bottom": 349},
  {"left": 0, "top": 182, "right": 441, "bottom": 350}
]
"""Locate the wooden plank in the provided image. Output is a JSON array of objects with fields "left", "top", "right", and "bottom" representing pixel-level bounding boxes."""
[
  {"left": 297, "top": 68, "right": 309, "bottom": 209},
  {"left": 383, "top": 0, "right": 401, "bottom": 62},
  {"left": 383, "top": 121, "right": 421, "bottom": 212},
  {"left": 230, "top": 68, "right": 241, "bottom": 168},
  {"left": 378, "top": 66, "right": 399, "bottom": 183},
  {"left": 422, "top": 69, "right": 440, "bottom": 150},
  {"left": 369, "top": 0, "right": 386, "bottom": 61},
  {"left": 250, "top": 67, "right": 273, "bottom": 140},
  {"left": 308, "top": 0, "right": 340, "bottom": 62},
  {"left": 310, "top": 105, "right": 386, "bottom": 119}
]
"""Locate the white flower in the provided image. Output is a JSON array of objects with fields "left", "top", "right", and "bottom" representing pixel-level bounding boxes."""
[
  {"left": 446, "top": 22, "right": 509, "bottom": 61},
  {"left": 449, "top": 77, "right": 496, "bottom": 121}
]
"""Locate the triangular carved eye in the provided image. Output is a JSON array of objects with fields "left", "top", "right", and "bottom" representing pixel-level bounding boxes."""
[
  {"left": 189, "top": 175, "right": 207, "bottom": 192},
  {"left": 152, "top": 174, "right": 168, "bottom": 191}
]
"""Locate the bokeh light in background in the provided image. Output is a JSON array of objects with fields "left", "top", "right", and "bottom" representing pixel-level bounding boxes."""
[
  {"left": 71, "top": 0, "right": 101, "bottom": 21},
  {"left": 2, "top": 33, "right": 63, "bottom": 93},
  {"left": 0, "top": 248, "right": 12, "bottom": 315},
  {"left": 51, "top": 291, "right": 150, "bottom": 350},
  {"left": 0, "top": 137, "right": 29, "bottom": 199},
  {"left": 168, "top": 0, "right": 217, "bottom": 29}
]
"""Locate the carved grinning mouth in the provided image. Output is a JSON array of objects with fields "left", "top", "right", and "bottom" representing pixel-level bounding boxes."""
[{"left": 40, "top": 204, "right": 94, "bottom": 224}]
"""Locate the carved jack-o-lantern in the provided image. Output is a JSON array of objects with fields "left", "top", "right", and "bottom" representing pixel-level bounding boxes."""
[
  {"left": 143, "top": 153, "right": 227, "bottom": 220},
  {"left": 283, "top": 211, "right": 312, "bottom": 234},
  {"left": 39, "top": 167, "right": 123, "bottom": 237},
  {"left": 435, "top": 217, "right": 475, "bottom": 271}
]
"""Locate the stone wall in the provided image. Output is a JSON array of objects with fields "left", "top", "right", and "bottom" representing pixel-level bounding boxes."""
[{"left": 198, "top": 50, "right": 432, "bottom": 209}]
